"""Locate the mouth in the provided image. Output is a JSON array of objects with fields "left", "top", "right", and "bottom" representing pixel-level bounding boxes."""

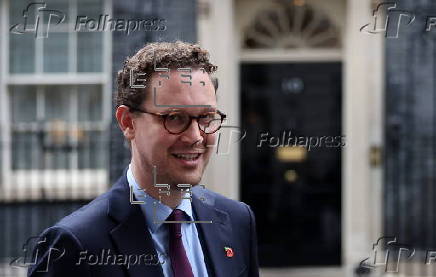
[
  {"left": 171, "top": 153, "right": 202, "bottom": 168},
  {"left": 171, "top": 153, "right": 202, "bottom": 161}
]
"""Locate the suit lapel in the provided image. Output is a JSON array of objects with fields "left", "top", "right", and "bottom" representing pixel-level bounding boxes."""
[
  {"left": 108, "top": 175, "right": 164, "bottom": 277},
  {"left": 192, "top": 189, "right": 240, "bottom": 277}
]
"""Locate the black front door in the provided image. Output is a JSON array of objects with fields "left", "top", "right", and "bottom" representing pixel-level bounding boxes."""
[{"left": 240, "top": 62, "right": 342, "bottom": 267}]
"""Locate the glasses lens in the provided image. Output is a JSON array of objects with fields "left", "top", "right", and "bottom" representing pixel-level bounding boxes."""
[
  {"left": 199, "top": 113, "right": 223, "bottom": 134},
  {"left": 164, "top": 112, "right": 190, "bottom": 134}
]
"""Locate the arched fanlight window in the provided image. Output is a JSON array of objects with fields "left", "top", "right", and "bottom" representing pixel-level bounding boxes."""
[{"left": 243, "top": 0, "right": 341, "bottom": 49}]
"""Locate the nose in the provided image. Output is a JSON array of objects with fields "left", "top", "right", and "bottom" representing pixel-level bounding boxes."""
[{"left": 179, "top": 119, "right": 204, "bottom": 145}]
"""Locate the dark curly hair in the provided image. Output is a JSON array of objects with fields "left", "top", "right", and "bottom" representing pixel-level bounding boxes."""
[{"left": 116, "top": 41, "right": 218, "bottom": 109}]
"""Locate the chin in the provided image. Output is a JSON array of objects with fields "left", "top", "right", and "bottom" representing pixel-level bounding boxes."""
[{"left": 172, "top": 174, "right": 202, "bottom": 186}]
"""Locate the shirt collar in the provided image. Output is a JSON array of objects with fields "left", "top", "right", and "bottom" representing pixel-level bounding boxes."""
[{"left": 127, "top": 164, "right": 193, "bottom": 233}]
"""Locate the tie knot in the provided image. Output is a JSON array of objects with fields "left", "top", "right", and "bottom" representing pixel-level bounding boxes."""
[
  {"left": 168, "top": 209, "right": 185, "bottom": 239},
  {"left": 169, "top": 209, "right": 186, "bottom": 221}
]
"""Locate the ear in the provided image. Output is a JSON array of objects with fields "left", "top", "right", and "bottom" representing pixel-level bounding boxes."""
[{"left": 115, "top": 105, "right": 135, "bottom": 140}]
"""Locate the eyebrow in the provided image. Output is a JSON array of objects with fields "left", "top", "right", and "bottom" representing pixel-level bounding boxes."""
[{"left": 161, "top": 107, "right": 217, "bottom": 113}]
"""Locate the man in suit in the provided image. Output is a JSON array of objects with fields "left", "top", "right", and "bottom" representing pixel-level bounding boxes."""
[{"left": 28, "top": 41, "right": 259, "bottom": 277}]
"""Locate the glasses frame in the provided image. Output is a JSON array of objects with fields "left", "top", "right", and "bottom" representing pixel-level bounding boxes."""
[{"left": 128, "top": 106, "right": 227, "bottom": 135}]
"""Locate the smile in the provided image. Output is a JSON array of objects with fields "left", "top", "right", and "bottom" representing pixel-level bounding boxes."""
[{"left": 172, "top": 153, "right": 201, "bottom": 161}]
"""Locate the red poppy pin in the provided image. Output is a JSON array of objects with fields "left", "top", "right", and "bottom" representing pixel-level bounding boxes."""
[{"left": 224, "top": 246, "right": 234, "bottom": 257}]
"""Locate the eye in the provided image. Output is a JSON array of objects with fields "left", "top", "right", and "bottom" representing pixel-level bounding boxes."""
[
  {"left": 167, "top": 114, "right": 180, "bottom": 121},
  {"left": 204, "top": 113, "right": 215, "bottom": 120},
  {"left": 199, "top": 113, "right": 218, "bottom": 124}
]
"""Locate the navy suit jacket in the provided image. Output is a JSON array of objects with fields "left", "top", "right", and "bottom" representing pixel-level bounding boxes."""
[{"left": 28, "top": 172, "right": 259, "bottom": 277}]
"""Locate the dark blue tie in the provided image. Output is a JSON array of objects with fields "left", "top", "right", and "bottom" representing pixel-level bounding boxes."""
[{"left": 168, "top": 209, "right": 194, "bottom": 277}]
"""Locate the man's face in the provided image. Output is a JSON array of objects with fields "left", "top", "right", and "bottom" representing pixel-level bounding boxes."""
[{"left": 131, "top": 69, "right": 217, "bottom": 187}]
